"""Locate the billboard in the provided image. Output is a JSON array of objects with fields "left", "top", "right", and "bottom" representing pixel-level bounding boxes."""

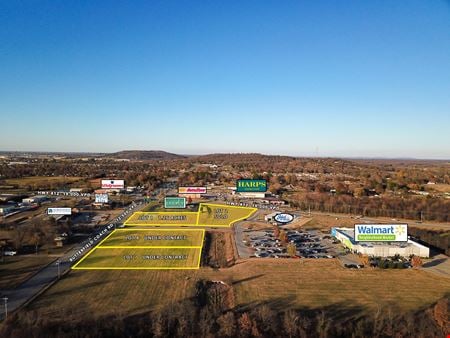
[
  {"left": 236, "top": 179, "right": 267, "bottom": 192},
  {"left": 95, "top": 194, "right": 109, "bottom": 204},
  {"left": 48, "top": 207, "right": 72, "bottom": 215},
  {"left": 354, "top": 223, "right": 408, "bottom": 242},
  {"left": 101, "top": 179, "right": 125, "bottom": 189},
  {"left": 178, "top": 187, "right": 207, "bottom": 194},
  {"left": 164, "top": 197, "right": 187, "bottom": 209}
]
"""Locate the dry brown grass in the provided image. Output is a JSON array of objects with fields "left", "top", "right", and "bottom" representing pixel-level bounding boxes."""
[
  {"left": 27, "top": 259, "right": 450, "bottom": 321},
  {"left": 0, "top": 256, "right": 55, "bottom": 289},
  {"left": 4, "top": 176, "right": 82, "bottom": 188}
]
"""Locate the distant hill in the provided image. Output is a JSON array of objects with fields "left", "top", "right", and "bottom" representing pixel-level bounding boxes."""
[
  {"left": 106, "top": 150, "right": 186, "bottom": 160},
  {"left": 191, "top": 153, "right": 299, "bottom": 163}
]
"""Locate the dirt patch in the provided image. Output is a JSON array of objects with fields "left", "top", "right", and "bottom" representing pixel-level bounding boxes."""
[{"left": 203, "top": 231, "right": 236, "bottom": 268}]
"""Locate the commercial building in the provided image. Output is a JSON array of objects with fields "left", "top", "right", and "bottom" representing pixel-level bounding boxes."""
[
  {"left": 331, "top": 227, "right": 429, "bottom": 258},
  {"left": 22, "top": 195, "right": 48, "bottom": 204},
  {"left": 261, "top": 197, "right": 286, "bottom": 205},
  {"left": 0, "top": 204, "right": 16, "bottom": 215},
  {"left": 264, "top": 212, "right": 280, "bottom": 222},
  {"left": 237, "top": 192, "right": 266, "bottom": 198},
  {"left": 178, "top": 187, "right": 207, "bottom": 199}
]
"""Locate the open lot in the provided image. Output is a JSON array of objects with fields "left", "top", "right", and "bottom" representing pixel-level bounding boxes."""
[
  {"left": 3, "top": 176, "right": 83, "bottom": 189},
  {"left": 27, "top": 259, "right": 450, "bottom": 321},
  {"left": 99, "top": 229, "right": 205, "bottom": 247},
  {"left": 124, "top": 203, "right": 256, "bottom": 227},
  {"left": 124, "top": 211, "right": 198, "bottom": 226},
  {"left": 197, "top": 203, "right": 257, "bottom": 227},
  {"left": 0, "top": 256, "right": 55, "bottom": 290},
  {"left": 72, "top": 247, "right": 202, "bottom": 269}
]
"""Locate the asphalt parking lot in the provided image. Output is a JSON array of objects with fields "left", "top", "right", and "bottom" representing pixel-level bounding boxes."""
[{"left": 244, "top": 227, "right": 343, "bottom": 259}]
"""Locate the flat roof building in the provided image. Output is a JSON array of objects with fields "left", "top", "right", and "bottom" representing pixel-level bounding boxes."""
[
  {"left": 332, "top": 227, "right": 429, "bottom": 258},
  {"left": 22, "top": 195, "right": 48, "bottom": 204},
  {"left": 0, "top": 204, "right": 16, "bottom": 215}
]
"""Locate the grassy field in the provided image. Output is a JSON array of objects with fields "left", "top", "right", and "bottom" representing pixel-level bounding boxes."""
[
  {"left": 426, "top": 183, "right": 450, "bottom": 193},
  {"left": 4, "top": 176, "right": 83, "bottom": 188},
  {"left": 197, "top": 203, "right": 257, "bottom": 227},
  {"left": 125, "top": 211, "right": 198, "bottom": 226},
  {"left": 99, "top": 229, "right": 205, "bottom": 247},
  {"left": 0, "top": 256, "right": 55, "bottom": 290},
  {"left": 29, "top": 259, "right": 450, "bottom": 321},
  {"left": 125, "top": 204, "right": 256, "bottom": 227},
  {"left": 72, "top": 247, "right": 202, "bottom": 269}
]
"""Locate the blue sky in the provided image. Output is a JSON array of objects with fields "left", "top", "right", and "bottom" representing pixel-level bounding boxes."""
[{"left": 1, "top": 1, "right": 449, "bottom": 158}]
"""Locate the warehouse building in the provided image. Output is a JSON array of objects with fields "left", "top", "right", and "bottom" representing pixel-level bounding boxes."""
[{"left": 331, "top": 227, "right": 429, "bottom": 258}]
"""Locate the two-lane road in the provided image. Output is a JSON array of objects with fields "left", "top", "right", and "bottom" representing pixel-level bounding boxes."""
[{"left": 0, "top": 201, "right": 145, "bottom": 320}]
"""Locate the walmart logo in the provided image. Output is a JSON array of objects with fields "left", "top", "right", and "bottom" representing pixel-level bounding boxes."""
[
  {"left": 355, "top": 224, "right": 408, "bottom": 242},
  {"left": 395, "top": 225, "right": 405, "bottom": 236}
]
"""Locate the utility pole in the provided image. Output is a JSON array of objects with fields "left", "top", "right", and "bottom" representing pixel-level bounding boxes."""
[
  {"left": 420, "top": 211, "right": 423, "bottom": 223},
  {"left": 2, "top": 297, "right": 7, "bottom": 320}
]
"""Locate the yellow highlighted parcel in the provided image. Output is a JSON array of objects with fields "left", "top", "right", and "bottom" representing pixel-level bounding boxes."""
[
  {"left": 124, "top": 203, "right": 257, "bottom": 227},
  {"left": 72, "top": 247, "right": 202, "bottom": 269},
  {"left": 72, "top": 229, "right": 205, "bottom": 270},
  {"left": 99, "top": 229, "right": 205, "bottom": 248}
]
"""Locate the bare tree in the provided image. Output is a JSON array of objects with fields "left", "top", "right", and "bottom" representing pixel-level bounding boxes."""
[
  {"left": 283, "top": 310, "right": 298, "bottom": 338},
  {"left": 238, "top": 312, "right": 252, "bottom": 337},
  {"left": 217, "top": 312, "right": 236, "bottom": 337}
]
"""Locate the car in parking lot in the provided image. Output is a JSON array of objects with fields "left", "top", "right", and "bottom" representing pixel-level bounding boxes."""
[{"left": 344, "top": 263, "right": 364, "bottom": 269}]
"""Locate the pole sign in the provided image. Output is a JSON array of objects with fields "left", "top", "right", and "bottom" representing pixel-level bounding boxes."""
[
  {"left": 101, "top": 180, "right": 125, "bottom": 189},
  {"left": 164, "top": 197, "right": 187, "bottom": 209},
  {"left": 236, "top": 179, "right": 267, "bottom": 192},
  {"left": 48, "top": 208, "right": 72, "bottom": 215},
  {"left": 274, "top": 213, "right": 294, "bottom": 224},
  {"left": 178, "top": 187, "right": 207, "bottom": 194},
  {"left": 354, "top": 223, "right": 408, "bottom": 242},
  {"left": 95, "top": 194, "right": 109, "bottom": 203}
]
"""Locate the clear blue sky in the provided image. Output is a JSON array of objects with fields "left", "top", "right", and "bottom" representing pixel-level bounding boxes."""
[{"left": 1, "top": 1, "right": 449, "bottom": 158}]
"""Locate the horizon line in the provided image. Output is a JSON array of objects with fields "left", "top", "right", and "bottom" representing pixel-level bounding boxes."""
[{"left": 0, "top": 150, "right": 448, "bottom": 161}]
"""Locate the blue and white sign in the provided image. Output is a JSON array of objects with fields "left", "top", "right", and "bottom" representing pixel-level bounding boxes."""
[
  {"left": 95, "top": 194, "right": 109, "bottom": 204},
  {"left": 48, "top": 208, "right": 72, "bottom": 215},
  {"left": 274, "top": 213, "right": 294, "bottom": 224},
  {"left": 354, "top": 223, "right": 408, "bottom": 242}
]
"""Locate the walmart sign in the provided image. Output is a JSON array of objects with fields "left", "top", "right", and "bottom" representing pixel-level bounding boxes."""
[
  {"left": 354, "top": 224, "right": 408, "bottom": 242},
  {"left": 236, "top": 179, "right": 267, "bottom": 192}
]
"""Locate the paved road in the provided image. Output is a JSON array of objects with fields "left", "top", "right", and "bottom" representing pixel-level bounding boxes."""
[
  {"left": 0, "top": 201, "right": 145, "bottom": 320},
  {"left": 234, "top": 209, "right": 261, "bottom": 259},
  {"left": 420, "top": 254, "right": 450, "bottom": 279}
]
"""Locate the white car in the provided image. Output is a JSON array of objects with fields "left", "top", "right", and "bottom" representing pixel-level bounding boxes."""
[{"left": 4, "top": 250, "right": 17, "bottom": 256}]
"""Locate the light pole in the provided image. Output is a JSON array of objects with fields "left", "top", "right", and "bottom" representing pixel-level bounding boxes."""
[
  {"left": 56, "top": 260, "right": 61, "bottom": 279},
  {"left": 2, "top": 297, "right": 7, "bottom": 320}
]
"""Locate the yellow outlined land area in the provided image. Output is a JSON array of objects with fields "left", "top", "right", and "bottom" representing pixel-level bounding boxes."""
[
  {"left": 98, "top": 229, "right": 205, "bottom": 247},
  {"left": 72, "top": 229, "right": 205, "bottom": 270},
  {"left": 124, "top": 203, "right": 257, "bottom": 227},
  {"left": 73, "top": 204, "right": 256, "bottom": 270},
  {"left": 72, "top": 247, "right": 202, "bottom": 269}
]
